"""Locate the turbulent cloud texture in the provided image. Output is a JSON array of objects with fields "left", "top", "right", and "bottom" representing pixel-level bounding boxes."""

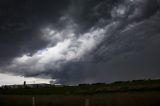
[{"left": 0, "top": 0, "right": 160, "bottom": 84}]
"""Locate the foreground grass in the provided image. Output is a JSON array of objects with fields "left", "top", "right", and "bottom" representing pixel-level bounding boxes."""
[{"left": 0, "top": 91, "right": 160, "bottom": 106}]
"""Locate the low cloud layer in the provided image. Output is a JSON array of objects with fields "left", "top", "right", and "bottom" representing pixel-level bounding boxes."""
[{"left": 0, "top": 0, "right": 160, "bottom": 84}]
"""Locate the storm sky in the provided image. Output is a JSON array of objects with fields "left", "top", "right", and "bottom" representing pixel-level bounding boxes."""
[{"left": 0, "top": 0, "right": 160, "bottom": 85}]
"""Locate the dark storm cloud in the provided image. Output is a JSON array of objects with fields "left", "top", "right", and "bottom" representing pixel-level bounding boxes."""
[
  {"left": 66, "top": 0, "right": 120, "bottom": 33},
  {"left": 1, "top": 0, "right": 160, "bottom": 84},
  {"left": 53, "top": 0, "right": 160, "bottom": 84},
  {"left": 0, "top": 0, "right": 70, "bottom": 65}
]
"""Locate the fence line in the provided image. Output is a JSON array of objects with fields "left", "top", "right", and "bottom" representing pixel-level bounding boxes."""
[
  {"left": 85, "top": 98, "right": 90, "bottom": 106},
  {"left": 32, "top": 96, "right": 35, "bottom": 106},
  {"left": 31, "top": 96, "right": 90, "bottom": 106}
]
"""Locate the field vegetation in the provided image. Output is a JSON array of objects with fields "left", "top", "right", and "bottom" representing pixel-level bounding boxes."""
[{"left": 0, "top": 79, "right": 160, "bottom": 106}]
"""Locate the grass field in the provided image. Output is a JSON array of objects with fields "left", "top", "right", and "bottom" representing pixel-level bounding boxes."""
[
  {"left": 0, "top": 79, "right": 160, "bottom": 106},
  {"left": 0, "top": 91, "right": 160, "bottom": 106}
]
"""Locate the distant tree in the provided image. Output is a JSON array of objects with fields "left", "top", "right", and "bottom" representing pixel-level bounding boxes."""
[
  {"left": 78, "top": 84, "right": 90, "bottom": 86},
  {"left": 92, "top": 83, "right": 106, "bottom": 86}
]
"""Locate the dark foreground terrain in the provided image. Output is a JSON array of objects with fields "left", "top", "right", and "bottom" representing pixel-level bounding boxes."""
[
  {"left": 0, "top": 91, "right": 160, "bottom": 106},
  {"left": 0, "top": 79, "right": 160, "bottom": 106}
]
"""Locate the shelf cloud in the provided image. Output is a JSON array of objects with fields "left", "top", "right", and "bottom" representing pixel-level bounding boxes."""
[{"left": 0, "top": 0, "right": 160, "bottom": 84}]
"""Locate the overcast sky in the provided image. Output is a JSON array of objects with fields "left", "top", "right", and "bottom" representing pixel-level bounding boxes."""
[{"left": 0, "top": 0, "right": 160, "bottom": 85}]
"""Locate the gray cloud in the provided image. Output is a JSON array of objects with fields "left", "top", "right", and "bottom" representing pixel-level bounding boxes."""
[
  {"left": 0, "top": 0, "right": 160, "bottom": 84},
  {"left": 0, "top": 0, "right": 70, "bottom": 65}
]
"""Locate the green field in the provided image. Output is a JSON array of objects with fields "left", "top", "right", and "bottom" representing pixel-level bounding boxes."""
[{"left": 0, "top": 79, "right": 160, "bottom": 106}]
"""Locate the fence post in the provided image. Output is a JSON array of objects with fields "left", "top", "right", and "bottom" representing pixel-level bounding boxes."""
[
  {"left": 32, "top": 96, "right": 35, "bottom": 106},
  {"left": 85, "top": 98, "right": 89, "bottom": 106}
]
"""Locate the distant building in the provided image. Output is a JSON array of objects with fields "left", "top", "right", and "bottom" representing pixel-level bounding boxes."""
[
  {"left": 1, "top": 83, "right": 51, "bottom": 89},
  {"left": 26, "top": 83, "right": 51, "bottom": 88},
  {"left": 1, "top": 84, "right": 24, "bottom": 89}
]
